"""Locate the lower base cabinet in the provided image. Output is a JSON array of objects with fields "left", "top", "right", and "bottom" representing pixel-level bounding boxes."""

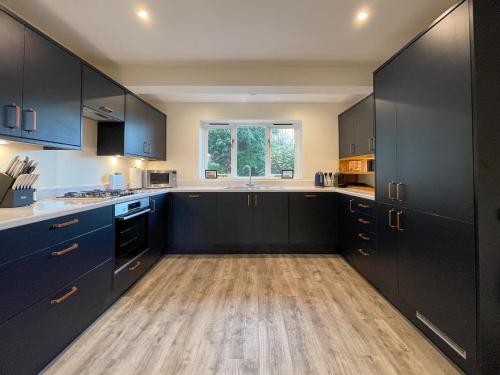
[{"left": 0, "top": 260, "right": 113, "bottom": 375}]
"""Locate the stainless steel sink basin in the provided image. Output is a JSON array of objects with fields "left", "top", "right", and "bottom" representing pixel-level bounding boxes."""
[{"left": 222, "top": 185, "right": 282, "bottom": 190}]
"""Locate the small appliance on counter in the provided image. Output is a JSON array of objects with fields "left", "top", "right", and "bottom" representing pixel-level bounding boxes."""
[
  {"left": 129, "top": 167, "right": 143, "bottom": 189},
  {"left": 143, "top": 170, "right": 177, "bottom": 188},
  {"left": 109, "top": 173, "right": 126, "bottom": 190},
  {"left": 0, "top": 155, "right": 39, "bottom": 208},
  {"left": 314, "top": 171, "right": 325, "bottom": 187},
  {"left": 334, "top": 172, "right": 348, "bottom": 188}
]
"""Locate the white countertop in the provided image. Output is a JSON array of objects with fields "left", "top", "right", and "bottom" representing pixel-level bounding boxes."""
[{"left": 0, "top": 186, "right": 374, "bottom": 231}]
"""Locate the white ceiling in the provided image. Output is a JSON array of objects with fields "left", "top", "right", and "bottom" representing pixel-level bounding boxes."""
[{"left": 2, "top": 0, "right": 456, "bottom": 65}]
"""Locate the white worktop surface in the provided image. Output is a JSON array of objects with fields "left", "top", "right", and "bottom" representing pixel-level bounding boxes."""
[{"left": 0, "top": 186, "right": 374, "bottom": 231}]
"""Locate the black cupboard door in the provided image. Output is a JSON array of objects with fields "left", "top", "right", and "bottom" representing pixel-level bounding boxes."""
[
  {"left": 148, "top": 106, "right": 167, "bottom": 160},
  {"left": 216, "top": 193, "right": 253, "bottom": 244},
  {"left": 125, "top": 94, "right": 149, "bottom": 157},
  {"left": 171, "top": 193, "right": 217, "bottom": 245},
  {"left": 338, "top": 110, "right": 355, "bottom": 158},
  {"left": 22, "top": 29, "right": 82, "bottom": 147},
  {"left": 0, "top": 11, "right": 24, "bottom": 138},
  {"left": 337, "top": 194, "right": 355, "bottom": 257},
  {"left": 398, "top": 209, "right": 476, "bottom": 362},
  {"left": 289, "top": 193, "right": 336, "bottom": 245},
  {"left": 395, "top": 2, "right": 474, "bottom": 223},
  {"left": 354, "top": 94, "right": 374, "bottom": 156},
  {"left": 149, "top": 193, "right": 168, "bottom": 258},
  {"left": 374, "top": 203, "right": 399, "bottom": 300},
  {"left": 252, "top": 193, "right": 288, "bottom": 244},
  {"left": 82, "top": 65, "right": 125, "bottom": 121},
  {"left": 374, "top": 60, "right": 399, "bottom": 205}
]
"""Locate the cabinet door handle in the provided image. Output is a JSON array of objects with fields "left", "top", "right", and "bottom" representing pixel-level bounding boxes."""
[
  {"left": 350, "top": 143, "right": 355, "bottom": 154},
  {"left": 349, "top": 199, "right": 354, "bottom": 213},
  {"left": 388, "top": 181, "right": 396, "bottom": 201},
  {"left": 358, "top": 233, "right": 371, "bottom": 241},
  {"left": 397, "top": 211, "right": 405, "bottom": 232},
  {"left": 51, "top": 243, "right": 79, "bottom": 257},
  {"left": 24, "top": 108, "right": 37, "bottom": 132},
  {"left": 247, "top": 194, "right": 250, "bottom": 207},
  {"left": 129, "top": 261, "right": 142, "bottom": 271},
  {"left": 368, "top": 137, "right": 374, "bottom": 152},
  {"left": 358, "top": 203, "right": 369, "bottom": 209},
  {"left": 151, "top": 199, "right": 156, "bottom": 213},
  {"left": 51, "top": 218, "right": 79, "bottom": 229},
  {"left": 358, "top": 249, "right": 370, "bottom": 257},
  {"left": 51, "top": 286, "right": 78, "bottom": 305},
  {"left": 188, "top": 194, "right": 200, "bottom": 198},
  {"left": 6, "top": 103, "right": 21, "bottom": 129},
  {"left": 388, "top": 209, "right": 396, "bottom": 229},
  {"left": 99, "top": 105, "right": 114, "bottom": 113},
  {"left": 304, "top": 194, "right": 317, "bottom": 198},
  {"left": 396, "top": 182, "right": 404, "bottom": 203},
  {"left": 254, "top": 194, "right": 258, "bottom": 207},
  {"left": 357, "top": 218, "right": 370, "bottom": 225}
]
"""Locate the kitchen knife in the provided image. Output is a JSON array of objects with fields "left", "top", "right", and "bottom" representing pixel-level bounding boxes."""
[
  {"left": 25, "top": 174, "right": 36, "bottom": 189},
  {"left": 29, "top": 174, "right": 39, "bottom": 189},
  {"left": 5, "top": 156, "right": 19, "bottom": 176}
]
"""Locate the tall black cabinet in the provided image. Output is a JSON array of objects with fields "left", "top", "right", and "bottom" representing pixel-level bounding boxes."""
[{"left": 374, "top": 1, "right": 500, "bottom": 374}]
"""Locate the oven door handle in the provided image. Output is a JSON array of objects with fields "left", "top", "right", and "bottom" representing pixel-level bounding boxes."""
[{"left": 116, "top": 208, "right": 151, "bottom": 221}]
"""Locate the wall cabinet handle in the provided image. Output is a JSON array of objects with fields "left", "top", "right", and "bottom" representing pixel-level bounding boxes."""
[
  {"left": 388, "top": 209, "right": 396, "bottom": 229},
  {"left": 358, "top": 233, "right": 371, "bottom": 241},
  {"left": 99, "top": 105, "right": 114, "bottom": 113},
  {"left": 188, "top": 194, "right": 200, "bottom": 198},
  {"left": 51, "top": 286, "right": 78, "bottom": 305},
  {"left": 24, "top": 108, "right": 37, "bottom": 132},
  {"left": 396, "top": 182, "right": 404, "bottom": 203},
  {"left": 397, "top": 211, "right": 405, "bottom": 232},
  {"left": 368, "top": 137, "right": 375, "bottom": 152},
  {"left": 51, "top": 218, "right": 79, "bottom": 229},
  {"left": 349, "top": 199, "right": 354, "bottom": 213},
  {"left": 357, "top": 218, "right": 370, "bottom": 225},
  {"left": 51, "top": 243, "right": 79, "bottom": 257},
  {"left": 6, "top": 103, "right": 21, "bottom": 129},
  {"left": 129, "top": 261, "right": 142, "bottom": 271},
  {"left": 358, "top": 249, "right": 370, "bottom": 257},
  {"left": 350, "top": 143, "right": 356, "bottom": 154}
]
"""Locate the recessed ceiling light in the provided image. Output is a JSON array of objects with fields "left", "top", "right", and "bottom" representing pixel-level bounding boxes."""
[
  {"left": 356, "top": 11, "right": 369, "bottom": 22},
  {"left": 137, "top": 10, "right": 149, "bottom": 20}
]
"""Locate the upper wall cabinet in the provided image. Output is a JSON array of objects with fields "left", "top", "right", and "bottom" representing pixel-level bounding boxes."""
[
  {"left": 0, "top": 10, "right": 24, "bottom": 138},
  {"left": 338, "top": 94, "right": 374, "bottom": 158},
  {"left": 22, "top": 29, "right": 82, "bottom": 147},
  {"left": 82, "top": 65, "right": 125, "bottom": 122}
]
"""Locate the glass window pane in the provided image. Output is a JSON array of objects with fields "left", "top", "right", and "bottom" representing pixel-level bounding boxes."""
[
  {"left": 237, "top": 126, "right": 266, "bottom": 177},
  {"left": 270, "top": 128, "right": 295, "bottom": 175},
  {"left": 207, "top": 128, "right": 232, "bottom": 175}
]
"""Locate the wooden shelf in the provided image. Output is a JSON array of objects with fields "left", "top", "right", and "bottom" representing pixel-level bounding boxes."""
[
  {"left": 341, "top": 171, "right": 375, "bottom": 175},
  {"left": 339, "top": 154, "right": 375, "bottom": 161}
]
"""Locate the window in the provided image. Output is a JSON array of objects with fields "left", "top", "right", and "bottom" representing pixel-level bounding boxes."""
[{"left": 200, "top": 120, "right": 301, "bottom": 178}]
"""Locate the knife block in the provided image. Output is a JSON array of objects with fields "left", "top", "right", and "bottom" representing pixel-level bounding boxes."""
[
  {"left": 0, "top": 173, "right": 15, "bottom": 203},
  {"left": 0, "top": 189, "right": 34, "bottom": 208}
]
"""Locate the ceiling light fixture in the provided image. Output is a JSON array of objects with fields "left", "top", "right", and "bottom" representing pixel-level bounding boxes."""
[
  {"left": 356, "top": 11, "right": 369, "bottom": 22},
  {"left": 137, "top": 9, "right": 149, "bottom": 20}
]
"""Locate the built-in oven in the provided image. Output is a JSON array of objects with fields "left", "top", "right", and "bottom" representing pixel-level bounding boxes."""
[{"left": 114, "top": 197, "right": 150, "bottom": 271}]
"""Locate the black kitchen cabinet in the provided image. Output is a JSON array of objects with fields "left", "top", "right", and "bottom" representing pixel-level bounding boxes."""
[
  {"left": 289, "top": 193, "right": 336, "bottom": 245},
  {"left": 338, "top": 94, "right": 374, "bottom": 158},
  {"left": 125, "top": 93, "right": 149, "bottom": 157},
  {"left": 82, "top": 64, "right": 125, "bottom": 122},
  {"left": 217, "top": 193, "right": 253, "bottom": 244},
  {"left": 148, "top": 104, "right": 167, "bottom": 160},
  {"left": 171, "top": 193, "right": 217, "bottom": 245},
  {"left": 252, "top": 193, "right": 288, "bottom": 244},
  {"left": 149, "top": 193, "right": 168, "bottom": 259},
  {"left": 0, "top": 10, "right": 24, "bottom": 138},
  {"left": 22, "top": 28, "right": 82, "bottom": 147}
]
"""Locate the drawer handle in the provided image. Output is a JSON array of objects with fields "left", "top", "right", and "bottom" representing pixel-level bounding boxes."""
[
  {"left": 357, "top": 218, "right": 370, "bottom": 225},
  {"left": 188, "top": 194, "right": 200, "bottom": 198},
  {"left": 358, "top": 203, "right": 370, "bottom": 209},
  {"left": 52, "top": 218, "right": 79, "bottom": 229},
  {"left": 358, "top": 249, "right": 370, "bottom": 257},
  {"left": 304, "top": 194, "right": 317, "bottom": 198},
  {"left": 51, "top": 243, "right": 79, "bottom": 257},
  {"left": 129, "top": 261, "right": 142, "bottom": 271},
  {"left": 51, "top": 286, "right": 78, "bottom": 305},
  {"left": 358, "top": 233, "right": 371, "bottom": 241}
]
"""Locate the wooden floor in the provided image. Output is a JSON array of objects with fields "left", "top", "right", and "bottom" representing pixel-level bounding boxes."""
[{"left": 44, "top": 255, "right": 460, "bottom": 375}]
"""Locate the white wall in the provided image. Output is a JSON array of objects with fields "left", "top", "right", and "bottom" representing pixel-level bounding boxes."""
[
  {"left": 0, "top": 118, "right": 145, "bottom": 191},
  {"left": 148, "top": 102, "right": 344, "bottom": 182}
]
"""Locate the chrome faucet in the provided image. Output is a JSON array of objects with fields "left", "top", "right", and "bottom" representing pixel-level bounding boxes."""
[{"left": 243, "top": 165, "right": 255, "bottom": 188}]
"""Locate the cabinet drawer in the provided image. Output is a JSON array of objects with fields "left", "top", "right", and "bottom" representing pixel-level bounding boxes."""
[
  {"left": 113, "top": 248, "right": 156, "bottom": 296},
  {"left": 0, "top": 205, "right": 113, "bottom": 266},
  {"left": 352, "top": 197, "right": 375, "bottom": 217},
  {"left": 0, "top": 260, "right": 112, "bottom": 375},
  {"left": 352, "top": 229, "right": 376, "bottom": 251},
  {"left": 0, "top": 225, "right": 113, "bottom": 324},
  {"left": 352, "top": 212, "right": 376, "bottom": 233}
]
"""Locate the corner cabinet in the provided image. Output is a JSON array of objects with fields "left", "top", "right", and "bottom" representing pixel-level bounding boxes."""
[{"left": 338, "top": 94, "right": 374, "bottom": 158}]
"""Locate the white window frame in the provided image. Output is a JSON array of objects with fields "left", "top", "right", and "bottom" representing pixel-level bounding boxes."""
[{"left": 199, "top": 119, "right": 302, "bottom": 179}]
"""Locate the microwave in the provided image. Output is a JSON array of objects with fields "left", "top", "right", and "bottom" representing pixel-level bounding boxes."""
[{"left": 142, "top": 170, "right": 177, "bottom": 188}]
